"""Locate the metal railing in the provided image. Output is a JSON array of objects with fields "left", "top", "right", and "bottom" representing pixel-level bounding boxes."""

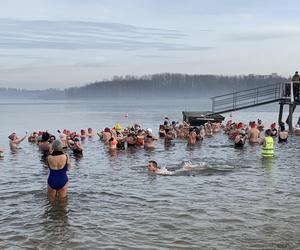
[{"left": 211, "top": 82, "right": 289, "bottom": 114}]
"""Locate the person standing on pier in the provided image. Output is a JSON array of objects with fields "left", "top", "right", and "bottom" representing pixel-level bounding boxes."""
[{"left": 292, "top": 71, "right": 300, "bottom": 99}]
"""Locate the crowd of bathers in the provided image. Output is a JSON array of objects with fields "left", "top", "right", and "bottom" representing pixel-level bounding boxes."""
[
  {"left": 224, "top": 118, "right": 300, "bottom": 148},
  {"left": 1, "top": 116, "right": 300, "bottom": 200}
]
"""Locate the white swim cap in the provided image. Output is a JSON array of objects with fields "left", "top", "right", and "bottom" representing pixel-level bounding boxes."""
[{"left": 146, "top": 128, "right": 153, "bottom": 133}]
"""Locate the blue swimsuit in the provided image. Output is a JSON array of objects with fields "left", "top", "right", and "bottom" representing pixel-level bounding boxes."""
[{"left": 48, "top": 154, "right": 68, "bottom": 190}]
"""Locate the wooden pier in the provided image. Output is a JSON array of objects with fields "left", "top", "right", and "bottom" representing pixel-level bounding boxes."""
[{"left": 211, "top": 82, "right": 300, "bottom": 131}]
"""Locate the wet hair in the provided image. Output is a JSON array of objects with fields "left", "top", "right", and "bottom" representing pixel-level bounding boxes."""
[
  {"left": 194, "top": 128, "right": 200, "bottom": 135},
  {"left": 148, "top": 160, "right": 158, "bottom": 168},
  {"left": 52, "top": 140, "right": 63, "bottom": 151},
  {"left": 280, "top": 124, "right": 285, "bottom": 131},
  {"left": 265, "top": 129, "right": 272, "bottom": 136},
  {"left": 42, "top": 132, "right": 50, "bottom": 142}
]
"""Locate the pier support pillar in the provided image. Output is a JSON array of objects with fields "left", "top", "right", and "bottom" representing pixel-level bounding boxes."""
[
  {"left": 278, "top": 103, "right": 284, "bottom": 125},
  {"left": 288, "top": 104, "right": 294, "bottom": 131}
]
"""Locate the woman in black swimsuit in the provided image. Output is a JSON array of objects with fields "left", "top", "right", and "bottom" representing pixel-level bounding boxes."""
[{"left": 278, "top": 123, "right": 288, "bottom": 143}]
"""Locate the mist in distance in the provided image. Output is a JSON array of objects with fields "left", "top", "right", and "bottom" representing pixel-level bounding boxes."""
[{"left": 0, "top": 73, "right": 288, "bottom": 99}]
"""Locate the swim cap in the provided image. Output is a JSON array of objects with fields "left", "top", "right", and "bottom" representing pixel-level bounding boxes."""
[
  {"left": 146, "top": 128, "right": 153, "bottom": 133},
  {"left": 115, "top": 123, "right": 122, "bottom": 131},
  {"left": 52, "top": 140, "right": 63, "bottom": 151},
  {"left": 240, "top": 129, "right": 246, "bottom": 135}
]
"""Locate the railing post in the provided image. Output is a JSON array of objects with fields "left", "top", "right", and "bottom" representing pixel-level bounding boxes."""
[{"left": 291, "top": 81, "right": 294, "bottom": 103}]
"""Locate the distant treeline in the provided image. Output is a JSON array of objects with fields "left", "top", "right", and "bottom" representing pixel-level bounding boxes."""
[
  {"left": 65, "top": 73, "right": 288, "bottom": 98},
  {"left": 0, "top": 73, "right": 289, "bottom": 99}
]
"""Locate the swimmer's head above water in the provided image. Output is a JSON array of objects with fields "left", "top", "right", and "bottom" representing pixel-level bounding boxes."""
[{"left": 148, "top": 160, "right": 160, "bottom": 172}]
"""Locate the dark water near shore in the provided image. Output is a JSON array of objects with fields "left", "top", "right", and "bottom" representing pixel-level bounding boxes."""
[{"left": 0, "top": 98, "right": 300, "bottom": 250}]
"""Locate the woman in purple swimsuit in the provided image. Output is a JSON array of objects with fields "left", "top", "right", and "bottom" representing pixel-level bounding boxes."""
[{"left": 47, "top": 140, "right": 71, "bottom": 200}]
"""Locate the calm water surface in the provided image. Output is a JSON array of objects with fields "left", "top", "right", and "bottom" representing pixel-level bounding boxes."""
[{"left": 0, "top": 98, "right": 300, "bottom": 250}]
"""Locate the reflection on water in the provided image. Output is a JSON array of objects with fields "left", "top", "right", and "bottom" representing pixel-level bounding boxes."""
[
  {"left": 262, "top": 157, "right": 275, "bottom": 173},
  {"left": 1, "top": 99, "right": 300, "bottom": 249},
  {"left": 42, "top": 199, "right": 72, "bottom": 248}
]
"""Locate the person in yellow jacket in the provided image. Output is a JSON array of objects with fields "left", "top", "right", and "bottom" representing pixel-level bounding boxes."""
[{"left": 261, "top": 129, "right": 274, "bottom": 157}]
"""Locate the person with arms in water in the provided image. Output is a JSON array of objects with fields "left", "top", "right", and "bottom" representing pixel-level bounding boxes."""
[
  {"left": 278, "top": 123, "right": 288, "bottom": 143},
  {"left": 147, "top": 160, "right": 173, "bottom": 175},
  {"left": 248, "top": 122, "right": 260, "bottom": 143},
  {"left": 47, "top": 140, "right": 72, "bottom": 200}
]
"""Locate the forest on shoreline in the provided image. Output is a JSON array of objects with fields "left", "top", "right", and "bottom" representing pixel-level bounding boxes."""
[{"left": 0, "top": 73, "right": 288, "bottom": 99}]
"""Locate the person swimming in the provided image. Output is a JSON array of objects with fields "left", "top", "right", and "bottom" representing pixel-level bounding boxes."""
[
  {"left": 47, "top": 140, "right": 71, "bottom": 200},
  {"left": 147, "top": 160, "right": 173, "bottom": 175}
]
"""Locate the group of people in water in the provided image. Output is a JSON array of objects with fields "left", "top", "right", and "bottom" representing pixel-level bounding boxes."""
[{"left": 1, "top": 116, "right": 300, "bottom": 199}]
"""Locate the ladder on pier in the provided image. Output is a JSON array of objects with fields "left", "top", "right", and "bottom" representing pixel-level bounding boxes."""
[
  {"left": 211, "top": 82, "right": 299, "bottom": 130},
  {"left": 211, "top": 82, "right": 286, "bottom": 114}
]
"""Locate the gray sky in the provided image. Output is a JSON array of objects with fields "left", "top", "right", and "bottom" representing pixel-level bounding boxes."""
[{"left": 0, "top": 0, "right": 299, "bottom": 89}]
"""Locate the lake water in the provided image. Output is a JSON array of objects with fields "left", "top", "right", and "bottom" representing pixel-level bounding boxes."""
[{"left": 0, "top": 98, "right": 300, "bottom": 250}]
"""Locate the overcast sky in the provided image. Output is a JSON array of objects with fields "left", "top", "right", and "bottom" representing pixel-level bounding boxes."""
[{"left": 0, "top": 0, "right": 299, "bottom": 89}]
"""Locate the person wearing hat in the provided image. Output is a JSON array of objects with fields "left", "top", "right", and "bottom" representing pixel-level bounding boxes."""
[
  {"left": 144, "top": 128, "right": 158, "bottom": 149},
  {"left": 8, "top": 132, "right": 27, "bottom": 150},
  {"left": 257, "top": 119, "right": 264, "bottom": 131},
  {"left": 234, "top": 129, "right": 247, "bottom": 148},
  {"left": 248, "top": 122, "right": 260, "bottom": 143},
  {"left": 270, "top": 123, "right": 278, "bottom": 137},
  {"left": 47, "top": 140, "right": 72, "bottom": 200}
]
